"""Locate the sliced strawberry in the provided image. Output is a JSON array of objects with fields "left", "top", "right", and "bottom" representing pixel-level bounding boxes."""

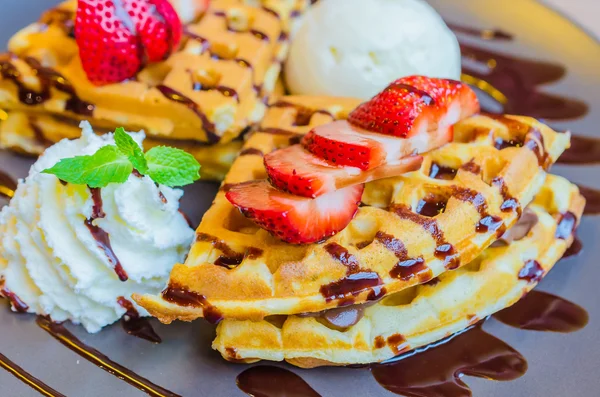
[
  {"left": 125, "top": 0, "right": 182, "bottom": 62},
  {"left": 302, "top": 123, "right": 386, "bottom": 171},
  {"left": 348, "top": 76, "right": 479, "bottom": 138},
  {"left": 225, "top": 181, "right": 364, "bottom": 244},
  {"left": 75, "top": 0, "right": 182, "bottom": 85},
  {"left": 302, "top": 120, "right": 452, "bottom": 171},
  {"left": 76, "top": 0, "right": 142, "bottom": 85},
  {"left": 264, "top": 144, "right": 423, "bottom": 198}
]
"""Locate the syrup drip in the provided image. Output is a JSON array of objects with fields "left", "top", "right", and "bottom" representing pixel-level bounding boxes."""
[
  {"left": 371, "top": 323, "right": 527, "bottom": 397},
  {"left": 494, "top": 290, "right": 588, "bottom": 332},
  {"left": 117, "top": 297, "right": 162, "bottom": 344},
  {"left": 0, "top": 352, "right": 66, "bottom": 397},
  {"left": 237, "top": 366, "right": 321, "bottom": 397},
  {"left": 36, "top": 317, "right": 181, "bottom": 397},
  {"left": 155, "top": 85, "right": 219, "bottom": 143},
  {"left": 558, "top": 135, "right": 600, "bottom": 164},
  {"left": 85, "top": 187, "right": 128, "bottom": 282},
  {"left": 576, "top": 185, "right": 600, "bottom": 215}
]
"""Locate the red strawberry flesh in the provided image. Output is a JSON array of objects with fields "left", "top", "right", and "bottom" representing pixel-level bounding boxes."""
[
  {"left": 348, "top": 76, "right": 479, "bottom": 138},
  {"left": 225, "top": 181, "right": 364, "bottom": 244},
  {"left": 264, "top": 144, "right": 423, "bottom": 198},
  {"left": 302, "top": 120, "right": 452, "bottom": 171}
]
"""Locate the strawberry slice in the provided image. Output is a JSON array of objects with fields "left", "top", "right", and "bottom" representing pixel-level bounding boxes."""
[
  {"left": 75, "top": 0, "right": 182, "bottom": 85},
  {"left": 225, "top": 181, "right": 364, "bottom": 244},
  {"left": 348, "top": 76, "right": 479, "bottom": 138},
  {"left": 302, "top": 120, "right": 452, "bottom": 171},
  {"left": 264, "top": 144, "right": 423, "bottom": 198}
]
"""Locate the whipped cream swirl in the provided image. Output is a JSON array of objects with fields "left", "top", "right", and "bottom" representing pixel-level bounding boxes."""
[{"left": 0, "top": 122, "right": 194, "bottom": 332}]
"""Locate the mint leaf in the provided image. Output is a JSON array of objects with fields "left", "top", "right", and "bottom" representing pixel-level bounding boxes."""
[
  {"left": 42, "top": 145, "right": 133, "bottom": 188},
  {"left": 114, "top": 127, "right": 148, "bottom": 174},
  {"left": 145, "top": 146, "right": 201, "bottom": 187}
]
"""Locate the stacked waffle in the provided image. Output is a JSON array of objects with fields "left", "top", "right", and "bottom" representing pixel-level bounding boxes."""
[
  {"left": 0, "top": 0, "right": 307, "bottom": 179},
  {"left": 135, "top": 89, "right": 581, "bottom": 366}
]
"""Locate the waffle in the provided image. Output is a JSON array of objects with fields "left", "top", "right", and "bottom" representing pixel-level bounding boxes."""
[
  {"left": 0, "top": 110, "right": 242, "bottom": 180},
  {"left": 0, "top": 0, "right": 307, "bottom": 146},
  {"left": 213, "top": 174, "right": 585, "bottom": 367},
  {"left": 134, "top": 95, "right": 570, "bottom": 323}
]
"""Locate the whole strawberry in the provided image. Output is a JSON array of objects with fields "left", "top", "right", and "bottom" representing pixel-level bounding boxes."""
[{"left": 75, "top": 0, "right": 182, "bottom": 86}]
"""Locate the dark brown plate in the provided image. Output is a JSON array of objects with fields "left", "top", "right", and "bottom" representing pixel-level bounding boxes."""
[{"left": 1, "top": 0, "right": 600, "bottom": 396}]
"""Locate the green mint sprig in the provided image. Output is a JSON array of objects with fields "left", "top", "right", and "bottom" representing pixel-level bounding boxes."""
[{"left": 42, "top": 127, "right": 201, "bottom": 188}]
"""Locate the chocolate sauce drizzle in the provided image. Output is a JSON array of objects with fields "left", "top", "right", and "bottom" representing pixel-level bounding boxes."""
[
  {"left": 212, "top": 11, "right": 271, "bottom": 43},
  {"left": 0, "top": 287, "right": 29, "bottom": 313},
  {"left": 196, "top": 232, "right": 263, "bottom": 269},
  {"left": 319, "top": 243, "right": 384, "bottom": 303},
  {"left": 0, "top": 55, "right": 94, "bottom": 116},
  {"left": 428, "top": 163, "right": 457, "bottom": 180},
  {"left": 0, "top": 351, "right": 66, "bottom": 397},
  {"left": 155, "top": 85, "right": 219, "bottom": 143},
  {"left": 494, "top": 290, "right": 588, "bottom": 332},
  {"left": 390, "top": 204, "right": 460, "bottom": 269},
  {"left": 576, "top": 185, "right": 600, "bottom": 215},
  {"left": 237, "top": 366, "right": 321, "bottom": 397},
  {"left": 448, "top": 23, "right": 513, "bottom": 41},
  {"left": 558, "top": 135, "right": 600, "bottom": 164},
  {"left": 117, "top": 297, "right": 162, "bottom": 344},
  {"left": 376, "top": 231, "right": 432, "bottom": 283},
  {"left": 269, "top": 101, "right": 334, "bottom": 126},
  {"left": 239, "top": 147, "right": 264, "bottom": 157},
  {"left": 563, "top": 236, "right": 583, "bottom": 258},
  {"left": 36, "top": 316, "right": 180, "bottom": 397},
  {"left": 161, "top": 284, "right": 224, "bottom": 324},
  {"left": 518, "top": 260, "right": 544, "bottom": 283},
  {"left": 370, "top": 323, "right": 527, "bottom": 397},
  {"left": 85, "top": 187, "right": 128, "bottom": 282},
  {"left": 460, "top": 43, "right": 588, "bottom": 120}
]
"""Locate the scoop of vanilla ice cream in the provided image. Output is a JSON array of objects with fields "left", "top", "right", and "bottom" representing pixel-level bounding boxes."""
[
  {"left": 0, "top": 122, "right": 195, "bottom": 333},
  {"left": 285, "top": 0, "right": 461, "bottom": 99}
]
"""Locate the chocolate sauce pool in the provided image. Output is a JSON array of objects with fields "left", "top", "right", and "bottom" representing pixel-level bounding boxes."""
[{"left": 0, "top": 14, "right": 598, "bottom": 397}]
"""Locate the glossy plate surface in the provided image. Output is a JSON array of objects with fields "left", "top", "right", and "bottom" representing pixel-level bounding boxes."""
[{"left": 1, "top": 0, "right": 599, "bottom": 396}]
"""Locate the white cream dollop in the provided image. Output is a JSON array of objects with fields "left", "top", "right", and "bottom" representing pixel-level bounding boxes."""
[
  {"left": 0, "top": 122, "right": 195, "bottom": 333},
  {"left": 285, "top": 0, "right": 461, "bottom": 99}
]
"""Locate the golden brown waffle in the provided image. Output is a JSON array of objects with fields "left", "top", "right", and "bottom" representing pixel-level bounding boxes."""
[
  {"left": 134, "top": 96, "right": 570, "bottom": 323},
  {"left": 0, "top": 110, "right": 241, "bottom": 180},
  {"left": 0, "top": 0, "right": 307, "bottom": 145},
  {"left": 212, "top": 174, "right": 585, "bottom": 367}
]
